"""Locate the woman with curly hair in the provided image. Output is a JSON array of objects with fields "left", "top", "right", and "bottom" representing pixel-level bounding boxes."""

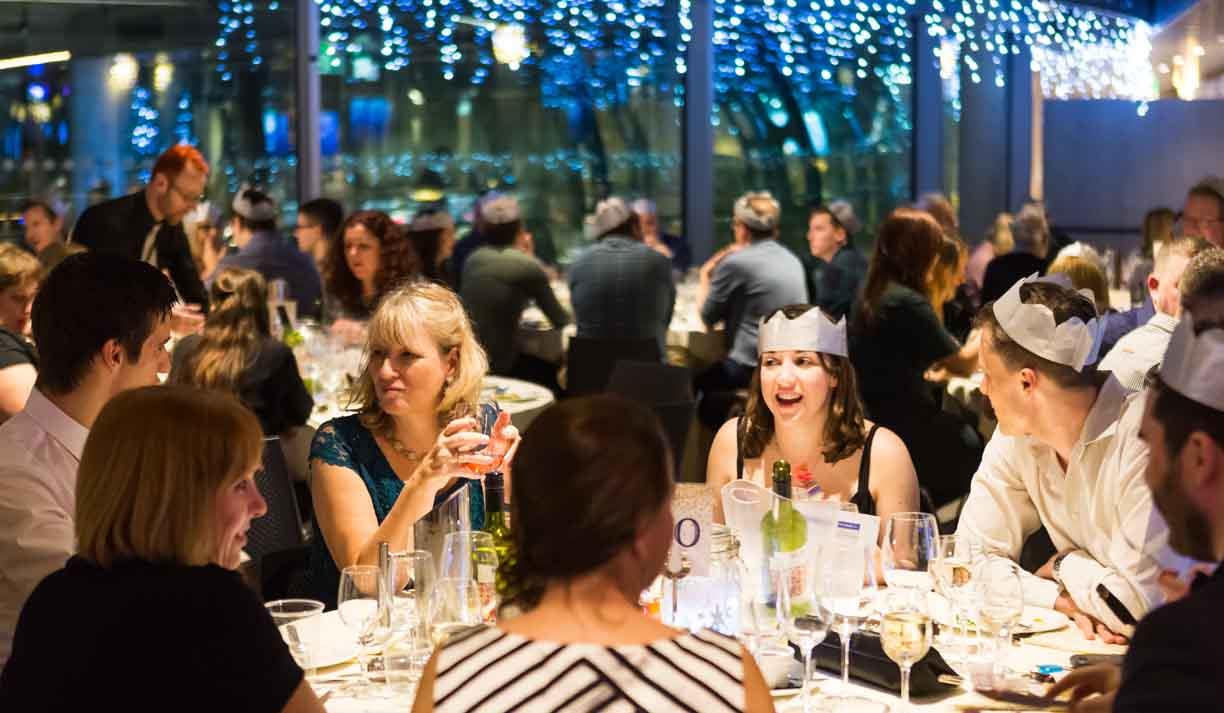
[
  {"left": 707, "top": 303, "right": 918, "bottom": 526},
  {"left": 324, "top": 210, "right": 422, "bottom": 341}
]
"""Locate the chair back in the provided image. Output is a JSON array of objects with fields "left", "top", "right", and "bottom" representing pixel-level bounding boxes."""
[
  {"left": 565, "top": 335, "right": 661, "bottom": 396},
  {"left": 652, "top": 400, "right": 697, "bottom": 474},
  {"left": 606, "top": 361, "right": 693, "bottom": 403},
  {"left": 245, "top": 437, "right": 306, "bottom": 561}
]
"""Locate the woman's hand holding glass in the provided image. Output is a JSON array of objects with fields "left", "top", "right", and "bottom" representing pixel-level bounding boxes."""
[{"left": 416, "top": 417, "right": 496, "bottom": 484}]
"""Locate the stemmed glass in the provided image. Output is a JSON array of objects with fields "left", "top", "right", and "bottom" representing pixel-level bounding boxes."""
[
  {"left": 441, "top": 531, "right": 500, "bottom": 623},
  {"left": 774, "top": 551, "right": 830, "bottom": 712},
  {"left": 934, "top": 535, "right": 981, "bottom": 660},
  {"left": 880, "top": 588, "right": 934, "bottom": 707},
  {"left": 337, "top": 565, "right": 390, "bottom": 698},
  {"left": 977, "top": 558, "right": 1025, "bottom": 683},
  {"left": 819, "top": 533, "right": 878, "bottom": 707},
  {"left": 429, "top": 577, "right": 485, "bottom": 647},
  {"left": 881, "top": 512, "right": 940, "bottom": 591},
  {"left": 383, "top": 551, "right": 436, "bottom": 693}
]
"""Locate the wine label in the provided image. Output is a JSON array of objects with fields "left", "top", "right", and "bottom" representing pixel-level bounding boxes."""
[{"left": 477, "top": 564, "right": 495, "bottom": 584}]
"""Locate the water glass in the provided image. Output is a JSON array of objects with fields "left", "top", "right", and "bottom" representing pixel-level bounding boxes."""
[
  {"left": 441, "top": 531, "right": 499, "bottom": 622},
  {"left": 265, "top": 599, "right": 324, "bottom": 676},
  {"left": 774, "top": 552, "right": 830, "bottom": 713},
  {"left": 880, "top": 588, "right": 933, "bottom": 706},
  {"left": 881, "top": 512, "right": 939, "bottom": 591},
  {"left": 429, "top": 577, "right": 485, "bottom": 647}
]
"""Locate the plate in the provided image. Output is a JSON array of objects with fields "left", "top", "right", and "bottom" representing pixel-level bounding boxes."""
[
  {"left": 279, "top": 610, "right": 362, "bottom": 669},
  {"left": 930, "top": 594, "right": 1069, "bottom": 635}
]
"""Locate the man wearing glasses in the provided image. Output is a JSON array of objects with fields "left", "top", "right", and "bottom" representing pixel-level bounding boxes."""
[
  {"left": 68, "top": 146, "right": 210, "bottom": 319},
  {"left": 1180, "top": 178, "right": 1224, "bottom": 249}
]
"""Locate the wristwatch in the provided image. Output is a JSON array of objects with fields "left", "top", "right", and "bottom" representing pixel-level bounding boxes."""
[{"left": 1051, "top": 550, "right": 1076, "bottom": 587}]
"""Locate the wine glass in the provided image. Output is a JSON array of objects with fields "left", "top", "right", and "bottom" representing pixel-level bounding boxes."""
[
  {"left": 383, "top": 551, "right": 435, "bottom": 692},
  {"left": 441, "top": 531, "right": 499, "bottom": 623},
  {"left": 818, "top": 533, "right": 878, "bottom": 707},
  {"left": 934, "top": 535, "right": 980, "bottom": 660},
  {"left": 429, "top": 577, "right": 485, "bottom": 647},
  {"left": 774, "top": 551, "right": 830, "bottom": 712},
  {"left": 881, "top": 512, "right": 939, "bottom": 591},
  {"left": 880, "top": 588, "right": 934, "bottom": 707},
  {"left": 977, "top": 558, "right": 1024, "bottom": 683},
  {"left": 337, "top": 565, "right": 390, "bottom": 697},
  {"left": 265, "top": 599, "right": 324, "bottom": 676}
]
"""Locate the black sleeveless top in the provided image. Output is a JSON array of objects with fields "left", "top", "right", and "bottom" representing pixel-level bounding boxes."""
[{"left": 735, "top": 418, "right": 880, "bottom": 517}]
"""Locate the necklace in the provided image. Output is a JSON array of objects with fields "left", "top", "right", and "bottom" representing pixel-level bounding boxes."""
[{"left": 384, "top": 429, "right": 423, "bottom": 463}]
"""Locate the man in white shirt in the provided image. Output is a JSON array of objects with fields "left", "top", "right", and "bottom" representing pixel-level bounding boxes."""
[
  {"left": 958, "top": 276, "right": 1181, "bottom": 643},
  {"left": 0, "top": 253, "right": 178, "bottom": 667},
  {"left": 1099, "top": 237, "right": 1204, "bottom": 390}
]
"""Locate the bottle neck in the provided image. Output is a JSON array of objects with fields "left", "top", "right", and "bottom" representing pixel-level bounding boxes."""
[
  {"left": 772, "top": 476, "right": 792, "bottom": 500},
  {"left": 486, "top": 486, "right": 505, "bottom": 515}
]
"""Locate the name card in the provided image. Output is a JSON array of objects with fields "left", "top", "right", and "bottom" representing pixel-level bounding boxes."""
[{"left": 668, "top": 483, "right": 713, "bottom": 577}]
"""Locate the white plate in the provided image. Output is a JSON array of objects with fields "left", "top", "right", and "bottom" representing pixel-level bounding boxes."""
[
  {"left": 929, "top": 594, "right": 1069, "bottom": 635},
  {"left": 279, "top": 610, "right": 362, "bottom": 669}
]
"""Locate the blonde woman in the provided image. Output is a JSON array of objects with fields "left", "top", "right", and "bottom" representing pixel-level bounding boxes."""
[
  {"left": 170, "top": 266, "right": 313, "bottom": 437},
  {"left": 0, "top": 244, "right": 41, "bottom": 421},
  {"left": 305, "top": 282, "right": 519, "bottom": 608},
  {"left": 1049, "top": 254, "right": 1111, "bottom": 316},
  {"left": 0, "top": 386, "right": 325, "bottom": 712}
]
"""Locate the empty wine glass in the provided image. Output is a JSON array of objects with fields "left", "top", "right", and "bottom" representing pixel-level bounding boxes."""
[
  {"left": 977, "top": 558, "right": 1024, "bottom": 683},
  {"left": 818, "top": 532, "right": 878, "bottom": 708},
  {"left": 774, "top": 551, "right": 830, "bottom": 712},
  {"left": 429, "top": 577, "right": 485, "bottom": 648},
  {"left": 880, "top": 588, "right": 933, "bottom": 707},
  {"left": 441, "top": 531, "right": 499, "bottom": 623},
  {"left": 881, "top": 512, "right": 939, "bottom": 591},
  {"left": 383, "top": 551, "right": 435, "bottom": 692},
  {"left": 934, "top": 535, "right": 981, "bottom": 660},
  {"left": 337, "top": 565, "right": 390, "bottom": 698}
]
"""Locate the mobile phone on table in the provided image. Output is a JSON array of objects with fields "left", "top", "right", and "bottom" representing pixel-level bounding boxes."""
[{"left": 1069, "top": 654, "right": 1125, "bottom": 668}]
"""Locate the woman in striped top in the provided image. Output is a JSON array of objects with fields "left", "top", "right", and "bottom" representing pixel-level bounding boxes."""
[{"left": 412, "top": 395, "right": 774, "bottom": 713}]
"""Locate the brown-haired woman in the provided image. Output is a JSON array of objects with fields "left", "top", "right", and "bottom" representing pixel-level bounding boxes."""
[
  {"left": 0, "top": 244, "right": 41, "bottom": 422},
  {"left": 170, "top": 266, "right": 313, "bottom": 436},
  {"left": 0, "top": 386, "right": 325, "bottom": 713},
  {"left": 849, "top": 208, "right": 981, "bottom": 507},
  {"left": 324, "top": 210, "right": 422, "bottom": 342},
  {"left": 708, "top": 304, "right": 918, "bottom": 526},
  {"left": 412, "top": 395, "right": 774, "bottom": 713}
]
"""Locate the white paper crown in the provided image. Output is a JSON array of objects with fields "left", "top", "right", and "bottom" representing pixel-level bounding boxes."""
[
  {"left": 1159, "top": 316, "right": 1224, "bottom": 411},
  {"left": 733, "top": 191, "right": 780, "bottom": 233},
  {"left": 758, "top": 309, "right": 847, "bottom": 357},
  {"left": 992, "top": 273, "right": 1103, "bottom": 372}
]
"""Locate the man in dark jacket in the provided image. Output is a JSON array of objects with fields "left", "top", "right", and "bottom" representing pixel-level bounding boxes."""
[
  {"left": 69, "top": 145, "right": 210, "bottom": 313},
  {"left": 805, "top": 200, "right": 868, "bottom": 320}
]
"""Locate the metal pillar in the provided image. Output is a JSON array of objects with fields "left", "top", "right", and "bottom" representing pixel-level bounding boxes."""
[
  {"left": 682, "top": 0, "right": 714, "bottom": 263},
  {"left": 294, "top": 0, "right": 322, "bottom": 203}
]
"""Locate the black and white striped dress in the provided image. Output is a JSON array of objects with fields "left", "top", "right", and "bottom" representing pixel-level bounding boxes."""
[{"left": 431, "top": 626, "right": 748, "bottom": 713}]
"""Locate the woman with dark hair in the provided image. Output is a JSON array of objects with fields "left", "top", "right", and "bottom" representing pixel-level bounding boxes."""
[
  {"left": 707, "top": 303, "right": 919, "bottom": 526},
  {"left": 412, "top": 395, "right": 773, "bottom": 713},
  {"left": 170, "top": 266, "right": 313, "bottom": 436},
  {"left": 324, "top": 210, "right": 422, "bottom": 341},
  {"left": 850, "top": 208, "right": 981, "bottom": 507}
]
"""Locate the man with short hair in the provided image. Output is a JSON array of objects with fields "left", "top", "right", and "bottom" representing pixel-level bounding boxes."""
[
  {"left": 958, "top": 276, "right": 1183, "bottom": 642},
  {"left": 1181, "top": 178, "right": 1224, "bottom": 248},
  {"left": 569, "top": 197, "right": 675, "bottom": 356},
  {"left": 694, "top": 191, "right": 807, "bottom": 428},
  {"left": 213, "top": 185, "right": 323, "bottom": 320},
  {"left": 0, "top": 253, "right": 178, "bottom": 666},
  {"left": 1049, "top": 317, "right": 1224, "bottom": 712},
  {"left": 294, "top": 197, "right": 344, "bottom": 272},
  {"left": 805, "top": 200, "right": 868, "bottom": 320},
  {"left": 1099, "top": 237, "right": 1205, "bottom": 390},
  {"left": 20, "top": 201, "right": 62, "bottom": 260},
  {"left": 69, "top": 145, "right": 209, "bottom": 313},
  {"left": 1180, "top": 248, "right": 1224, "bottom": 324},
  {"left": 631, "top": 198, "right": 691, "bottom": 273},
  {"left": 460, "top": 195, "right": 570, "bottom": 388}
]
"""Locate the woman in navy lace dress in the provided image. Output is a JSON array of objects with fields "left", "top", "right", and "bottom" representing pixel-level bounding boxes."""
[{"left": 305, "top": 282, "right": 519, "bottom": 608}]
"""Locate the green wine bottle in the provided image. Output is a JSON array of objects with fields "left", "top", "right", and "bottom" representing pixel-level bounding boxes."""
[
  {"left": 482, "top": 472, "right": 516, "bottom": 597},
  {"left": 760, "top": 460, "right": 808, "bottom": 611}
]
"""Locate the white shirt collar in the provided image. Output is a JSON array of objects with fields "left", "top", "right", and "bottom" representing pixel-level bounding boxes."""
[
  {"left": 22, "top": 388, "right": 89, "bottom": 461},
  {"left": 1147, "top": 311, "right": 1180, "bottom": 334},
  {"left": 1078, "top": 375, "right": 1131, "bottom": 447}
]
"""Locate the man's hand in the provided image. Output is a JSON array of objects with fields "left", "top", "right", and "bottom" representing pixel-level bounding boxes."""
[
  {"left": 1053, "top": 593, "right": 1129, "bottom": 644},
  {"left": 1046, "top": 664, "right": 1120, "bottom": 713}
]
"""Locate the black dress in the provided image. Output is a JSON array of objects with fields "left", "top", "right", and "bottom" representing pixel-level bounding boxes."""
[
  {"left": 0, "top": 556, "right": 302, "bottom": 712},
  {"left": 0, "top": 327, "right": 36, "bottom": 370}
]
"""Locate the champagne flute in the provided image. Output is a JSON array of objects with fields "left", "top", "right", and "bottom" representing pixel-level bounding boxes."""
[
  {"left": 774, "top": 552, "right": 830, "bottom": 712},
  {"left": 881, "top": 512, "right": 939, "bottom": 591},
  {"left": 977, "top": 558, "right": 1024, "bottom": 683},
  {"left": 337, "top": 565, "right": 388, "bottom": 697},
  {"left": 818, "top": 533, "right": 878, "bottom": 707},
  {"left": 880, "top": 588, "right": 934, "bottom": 706},
  {"left": 441, "top": 531, "right": 500, "bottom": 623},
  {"left": 429, "top": 577, "right": 485, "bottom": 647}
]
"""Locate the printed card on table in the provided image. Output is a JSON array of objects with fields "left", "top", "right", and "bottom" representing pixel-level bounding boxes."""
[{"left": 668, "top": 483, "right": 713, "bottom": 578}]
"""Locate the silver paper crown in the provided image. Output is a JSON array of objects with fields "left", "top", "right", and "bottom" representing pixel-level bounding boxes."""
[
  {"left": 1159, "top": 316, "right": 1224, "bottom": 411},
  {"left": 993, "top": 273, "right": 1103, "bottom": 372},
  {"left": 589, "top": 197, "right": 633, "bottom": 239},
  {"left": 758, "top": 309, "right": 847, "bottom": 357},
  {"left": 733, "top": 191, "right": 780, "bottom": 233},
  {"left": 231, "top": 184, "right": 277, "bottom": 222}
]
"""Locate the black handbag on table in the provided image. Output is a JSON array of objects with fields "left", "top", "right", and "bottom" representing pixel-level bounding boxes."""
[{"left": 793, "top": 629, "right": 959, "bottom": 697}]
